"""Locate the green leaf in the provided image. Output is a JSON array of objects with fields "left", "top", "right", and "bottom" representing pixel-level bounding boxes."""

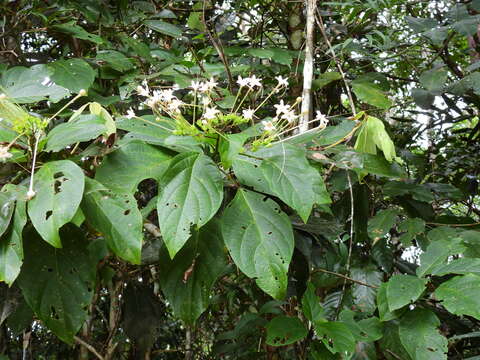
[
  {"left": 354, "top": 116, "right": 397, "bottom": 162},
  {"left": 398, "top": 218, "right": 426, "bottom": 246},
  {"left": 416, "top": 237, "right": 466, "bottom": 277},
  {"left": 431, "top": 258, "right": 480, "bottom": 276},
  {"left": 302, "top": 283, "right": 326, "bottom": 323},
  {"left": 265, "top": 316, "right": 307, "bottom": 346},
  {"left": 158, "top": 221, "right": 226, "bottom": 324},
  {"left": 0, "top": 65, "right": 69, "bottom": 103},
  {"left": 350, "top": 266, "right": 382, "bottom": 313},
  {"left": 45, "top": 114, "right": 108, "bottom": 152},
  {"left": 96, "top": 50, "right": 135, "bottom": 72},
  {"left": 312, "top": 72, "right": 342, "bottom": 90},
  {"left": 234, "top": 144, "right": 329, "bottom": 222},
  {"left": 399, "top": 309, "right": 448, "bottom": 360},
  {"left": 144, "top": 20, "right": 183, "bottom": 37},
  {"left": 339, "top": 310, "right": 383, "bottom": 342},
  {"left": 81, "top": 178, "right": 143, "bottom": 264},
  {"left": 27, "top": 160, "right": 85, "bottom": 247},
  {"left": 157, "top": 152, "right": 223, "bottom": 258},
  {"left": 218, "top": 125, "right": 261, "bottom": 169},
  {"left": 314, "top": 120, "right": 356, "bottom": 146},
  {"left": 221, "top": 189, "right": 294, "bottom": 299},
  {"left": 405, "top": 16, "right": 439, "bottom": 33},
  {"left": 17, "top": 225, "right": 97, "bottom": 344},
  {"left": 367, "top": 209, "right": 399, "bottom": 241},
  {"left": 352, "top": 81, "right": 392, "bottom": 109},
  {"left": 434, "top": 274, "right": 480, "bottom": 320},
  {"left": 314, "top": 322, "right": 356, "bottom": 354},
  {"left": 0, "top": 188, "right": 27, "bottom": 285},
  {"left": 419, "top": 68, "right": 448, "bottom": 92},
  {"left": 411, "top": 88, "right": 435, "bottom": 109},
  {"left": 383, "top": 181, "right": 434, "bottom": 202},
  {"left": 0, "top": 192, "right": 15, "bottom": 237},
  {"left": 386, "top": 274, "right": 426, "bottom": 311},
  {"left": 52, "top": 22, "right": 104, "bottom": 44},
  {"left": 48, "top": 59, "right": 95, "bottom": 93},
  {"left": 95, "top": 141, "right": 171, "bottom": 193},
  {"left": 376, "top": 283, "right": 400, "bottom": 321}
]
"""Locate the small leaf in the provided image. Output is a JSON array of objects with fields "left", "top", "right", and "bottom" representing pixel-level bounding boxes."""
[
  {"left": 434, "top": 274, "right": 480, "bottom": 320},
  {"left": 412, "top": 88, "right": 435, "bottom": 109},
  {"left": 399, "top": 309, "right": 448, "bottom": 360},
  {"left": 265, "top": 316, "right": 307, "bottom": 346},
  {"left": 17, "top": 226, "right": 97, "bottom": 344},
  {"left": 27, "top": 160, "right": 85, "bottom": 247},
  {"left": 158, "top": 221, "right": 227, "bottom": 324},
  {"left": 81, "top": 178, "right": 143, "bottom": 264},
  {"left": 419, "top": 68, "right": 448, "bottom": 92},
  {"left": 314, "top": 322, "right": 356, "bottom": 354},
  {"left": 96, "top": 50, "right": 134, "bottom": 72},
  {"left": 52, "top": 22, "right": 104, "bottom": 44},
  {"left": 46, "top": 114, "right": 107, "bottom": 152},
  {"left": 221, "top": 189, "right": 294, "bottom": 299},
  {"left": 314, "top": 120, "right": 356, "bottom": 146},
  {"left": 144, "top": 20, "right": 183, "bottom": 38},
  {"left": 386, "top": 274, "right": 426, "bottom": 311},
  {"left": 302, "top": 283, "right": 326, "bottom": 323},
  {"left": 95, "top": 141, "right": 171, "bottom": 193},
  {"left": 339, "top": 310, "right": 383, "bottom": 342},
  {"left": 367, "top": 209, "right": 399, "bottom": 241},
  {"left": 376, "top": 283, "right": 400, "bottom": 322},
  {"left": 0, "top": 192, "right": 15, "bottom": 237},
  {"left": 398, "top": 218, "right": 426, "bottom": 246},
  {"left": 354, "top": 116, "right": 397, "bottom": 162},
  {"left": 157, "top": 152, "right": 224, "bottom": 258},
  {"left": 312, "top": 72, "right": 342, "bottom": 90},
  {"left": 352, "top": 81, "right": 392, "bottom": 109}
]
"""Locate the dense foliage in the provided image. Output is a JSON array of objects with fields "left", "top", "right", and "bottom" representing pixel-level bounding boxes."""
[{"left": 1, "top": 0, "right": 480, "bottom": 359}]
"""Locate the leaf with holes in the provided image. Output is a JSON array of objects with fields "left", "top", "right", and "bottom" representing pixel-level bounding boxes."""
[
  {"left": 399, "top": 309, "right": 447, "bottom": 360},
  {"left": 221, "top": 189, "right": 294, "bottom": 299},
  {"left": 314, "top": 321, "right": 356, "bottom": 354},
  {"left": 158, "top": 221, "right": 227, "bottom": 324},
  {"left": 434, "top": 274, "right": 480, "bottom": 320},
  {"left": 265, "top": 316, "right": 307, "bottom": 346},
  {"left": 45, "top": 114, "right": 108, "bottom": 152},
  {"left": 431, "top": 258, "right": 480, "bottom": 276},
  {"left": 0, "top": 187, "right": 27, "bottom": 285},
  {"left": 416, "top": 238, "right": 466, "bottom": 277},
  {"left": 95, "top": 141, "right": 171, "bottom": 193},
  {"left": 81, "top": 178, "right": 143, "bottom": 264},
  {"left": 367, "top": 209, "right": 399, "bottom": 242},
  {"left": 386, "top": 274, "right": 426, "bottom": 311},
  {"left": 233, "top": 144, "right": 330, "bottom": 222},
  {"left": 157, "top": 152, "right": 223, "bottom": 258},
  {"left": 17, "top": 225, "right": 96, "bottom": 344},
  {"left": 27, "top": 161, "right": 85, "bottom": 248}
]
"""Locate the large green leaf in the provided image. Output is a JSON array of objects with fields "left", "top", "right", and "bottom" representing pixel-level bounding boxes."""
[
  {"left": 95, "top": 141, "right": 171, "bottom": 193},
  {"left": 52, "top": 22, "right": 104, "bottom": 44},
  {"left": 434, "top": 274, "right": 480, "bottom": 320},
  {"left": 352, "top": 81, "right": 392, "bottom": 109},
  {"left": 399, "top": 309, "right": 448, "bottom": 360},
  {"left": 0, "top": 187, "right": 27, "bottom": 285},
  {"left": 45, "top": 114, "right": 108, "bottom": 152},
  {"left": 265, "top": 316, "right": 307, "bottom": 346},
  {"left": 96, "top": 50, "right": 134, "bottom": 72},
  {"left": 0, "top": 65, "right": 69, "bottom": 103},
  {"left": 221, "top": 189, "right": 294, "bottom": 299},
  {"left": 314, "top": 322, "right": 356, "bottom": 354},
  {"left": 144, "top": 20, "right": 183, "bottom": 37},
  {"left": 233, "top": 144, "right": 330, "bottom": 222},
  {"left": 367, "top": 209, "right": 399, "bottom": 242},
  {"left": 416, "top": 237, "right": 466, "bottom": 277},
  {"left": 431, "top": 258, "right": 480, "bottom": 276},
  {"left": 350, "top": 266, "right": 382, "bottom": 313},
  {"left": 17, "top": 226, "right": 97, "bottom": 344},
  {"left": 0, "top": 192, "right": 15, "bottom": 237},
  {"left": 48, "top": 59, "right": 95, "bottom": 93},
  {"left": 157, "top": 152, "right": 223, "bottom": 258},
  {"left": 419, "top": 68, "right": 448, "bottom": 92},
  {"left": 314, "top": 120, "right": 356, "bottom": 146},
  {"left": 354, "top": 116, "right": 397, "bottom": 162},
  {"left": 376, "top": 283, "right": 401, "bottom": 321},
  {"left": 398, "top": 218, "right": 426, "bottom": 246},
  {"left": 386, "top": 274, "right": 426, "bottom": 311},
  {"left": 158, "top": 221, "right": 227, "bottom": 325},
  {"left": 339, "top": 310, "right": 383, "bottom": 342},
  {"left": 27, "top": 160, "right": 85, "bottom": 247},
  {"left": 81, "top": 178, "right": 143, "bottom": 264}
]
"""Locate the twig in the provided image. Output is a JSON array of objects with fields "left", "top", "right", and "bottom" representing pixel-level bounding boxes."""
[
  {"left": 74, "top": 336, "right": 104, "bottom": 360},
  {"left": 312, "top": 268, "right": 378, "bottom": 289}
]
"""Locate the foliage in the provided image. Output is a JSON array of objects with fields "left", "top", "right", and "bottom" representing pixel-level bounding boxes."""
[{"left": 1, "top": 0, "right": 480, "bottom": 359}]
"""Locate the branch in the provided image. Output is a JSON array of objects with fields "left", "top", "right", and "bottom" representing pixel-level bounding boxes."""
[
  {"left": 74, "top": 336, "right": 104, "bottom": 360},
  {"left": 312, "top": 268, "right": 378, "bottom": 289}
]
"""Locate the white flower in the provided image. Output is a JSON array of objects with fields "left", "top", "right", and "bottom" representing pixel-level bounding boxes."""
[
  {"left": 247, "top": 75, "right": 262, "bottom": 88},
  {"left": 262, "top": 120, "right": 276, "bottom": 132},
  {"left": 159, "top": 89, "right": 176, "bottom": 102},
  {"left": 275, "top": 76, "right": 289, "bottom": 87},
  {"left": 203, "top": 107, "right": 220, "bottom": 120},
  {"left": 168, "top": 99, "right": 183, "bottom": 112},
  {"left": 242, "top": 108, "right": 255, "bottom": 120},
  {"left": 200, "top": 78, "right": 218, "bottom": 92},
  {"left": 281, "top": 110, "right": 297, "bottom": 123},
  {"left": 172, "top": 84, "right": 180, "bottom": 90},
  {"left": 237, "top": 76, "right": 249, "bottom": 87},
  {"left": 274, "top": 100, "right": 290, "bottom": 115},
  {"left": 315, "top": 111, "right": 329, "bottom": 127},
  {"left": 126, "top": 108, "right": 136, "bottom": 119},
  {"left": 136, "top": 84, "right": 150, "bottom": 97},
  {"left": 191, "top": 80, "right": 202, "bottom": 91},
  {"left": 200, "top": 96, "right": 211, "bottom": 105},
  {"left": 0, "top": 145, "right": 12, "bottom": 160}
]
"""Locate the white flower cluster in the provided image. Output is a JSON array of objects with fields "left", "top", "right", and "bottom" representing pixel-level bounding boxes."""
[
  {"left": 0, "top": 145, "right": 13, "bottom": 160},
  {"left": 136, "top": 82, "right": 184, "bottom": 113}
]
